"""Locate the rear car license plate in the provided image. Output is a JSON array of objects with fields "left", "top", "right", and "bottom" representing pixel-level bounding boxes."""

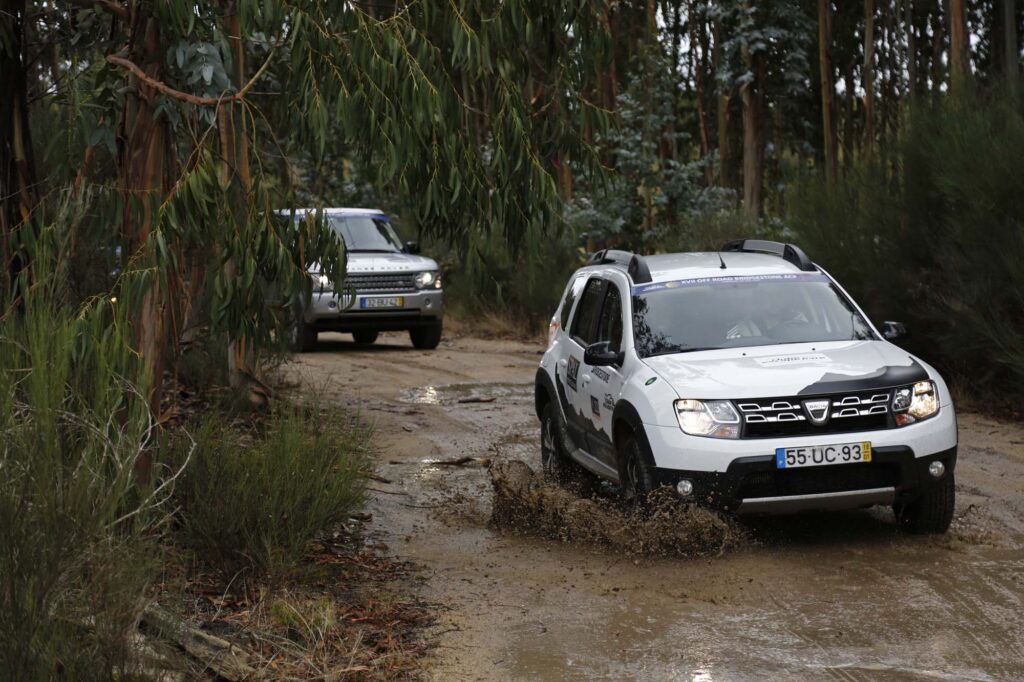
[
  {"left": 775, "top": 441, "right": 872, "bottom": 469},
  {"left": 360, "top": 296, "right": 403, "bottom": 309}
]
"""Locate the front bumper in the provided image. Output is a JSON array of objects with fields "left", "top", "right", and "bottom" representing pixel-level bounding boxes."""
[
  {"left": 648, "top": 446, "right": 957, "bottom": 513},
  {"left": 643, "top": 406, "right": 958, "bottom": 513},
  {"left": 302, "top": 289, "right": 443, "bottom": 331}
]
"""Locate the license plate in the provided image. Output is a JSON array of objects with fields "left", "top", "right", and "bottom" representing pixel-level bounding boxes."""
[
  {"left": 360, "top": 296, "right": 403, "bottom": 309},
  {"left": 775, "top": 441, "right": 872, "bottom": 469}
]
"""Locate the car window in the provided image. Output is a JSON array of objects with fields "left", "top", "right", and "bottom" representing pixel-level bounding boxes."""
[
  {"left": 596, "top": 284, "right": 624, "bottom": 353},
  {"left": 559, "top": 275, "right": 586, "bottom": 333},
  {"left": 570, "top": 278, "right": 606, "bottom": 346}
]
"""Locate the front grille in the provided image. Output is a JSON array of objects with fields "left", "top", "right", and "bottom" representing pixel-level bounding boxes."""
[
  {"left": 344, "top": 273, "right": 416, "bottom": 293},
  {"left": 737, "top": 389, "right": 893, "bottom": 438},
  {"left": 737, "top": 462, "right": 901, "bottom": 499}
]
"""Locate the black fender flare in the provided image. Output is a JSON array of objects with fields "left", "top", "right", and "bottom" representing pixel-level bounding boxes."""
[
  {"left": 534, "top": 367, "right": 558, "bottom": 421},
  {"left": 610, "top": 400, "right": 657, "bottom": 476}
]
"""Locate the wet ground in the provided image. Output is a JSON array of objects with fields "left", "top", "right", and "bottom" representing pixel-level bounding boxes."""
[{"left": 286, "top": 333, "right": 1024, "bottom": 681}]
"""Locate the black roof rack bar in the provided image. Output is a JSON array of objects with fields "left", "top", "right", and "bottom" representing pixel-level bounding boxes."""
[
  {"left": 720, "top": 239, "right": 817, "bottom": 272},
  {"left": 586, "top": 248, "right": 634, "bottom": 267},
  {"left": 628, "top": 255, "right": 652, "bottom": 283},
  {"left": 585, "top": 248, "right": 653, "bottom": 283}
]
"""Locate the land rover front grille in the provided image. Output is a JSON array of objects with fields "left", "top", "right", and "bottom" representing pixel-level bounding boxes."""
[
  {"left": 737, "top": 389, "right": 893, "bottom": 438},
  {"left": 344, "top": 273, "right": 417, "bottom": 293}
]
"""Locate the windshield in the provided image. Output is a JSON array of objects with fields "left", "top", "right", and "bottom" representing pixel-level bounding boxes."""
[
  {"left": 327, "top": 215, "right": 404, "bottom": 252},
  {"left": 631, "top": 274, "right": 876, "bottom": 358}
]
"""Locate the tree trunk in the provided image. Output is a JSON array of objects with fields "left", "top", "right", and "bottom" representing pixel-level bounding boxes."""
[
  {"left": 1004, "top": 0, "right": 1019, "bottom": 89},
  {"left": 741, "top": 41, "right": 764, "bottom": 217},
  {"left": 818, "top": 0, "right": 838, "bottom": 182},
  {"left": 690, "top": 0, "right": 713, "bottom": 183},
  {"left": 948, "top": 0, "right": 969, "bottom": 87},
  {"left": 0, "top": 0, "right": 38, "bottom": 299},
  {"left": 713, "top": 19, "right": 731, "bottom": 189},
  {"left": 221, "top": 2, "right": 256, "bottom": 394},
  {"left": 117, "top": 8, "right": 173, "bottom": 483},
  {"left": 904, "top": 0, "right": 918, "bottom": 101},
  {"left": 863, "top": 0, "right": 876, "bottom": 156}
]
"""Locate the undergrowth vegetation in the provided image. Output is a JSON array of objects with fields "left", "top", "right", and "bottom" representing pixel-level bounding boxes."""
[
  {"left": 0, "top": 239, "right": 166, "bottom": 678},
  {"left": 0, "top": 227, "right": 376, "bottom": 676},
  {"left": 170, "top": 406, "right": 372, "bottom": 579}
]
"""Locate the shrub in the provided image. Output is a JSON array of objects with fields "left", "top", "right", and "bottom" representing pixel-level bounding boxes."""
[
  {"left": 0, "top": 244, "right": 165, "bottom": 679},
  {"left": 171, "top": 405, "right": 372, "bottom": 578}
]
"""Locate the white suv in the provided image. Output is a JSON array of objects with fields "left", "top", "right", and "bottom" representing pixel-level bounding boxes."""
[{"left": 534, "top": 240, "right": 958, "bottom": 533}]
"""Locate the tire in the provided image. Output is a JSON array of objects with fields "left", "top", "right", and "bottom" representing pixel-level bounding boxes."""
[
  {"left": 539, "top": 402, "right": 597, "bottom": 495},
  {"left": 289, "top": 307, "right": 318, "bottom": 353},
  {"left": 410, "top": 320, "right": 443, "bottom": 350},
  {"left": 352, "top": 330, "right": 379, "bottom": 345},
  {"left": 895, "top": 471, "right": 955, "bottom": 534},
  {"left": 619, "top": 433, "right": 656, "bottom": 508}
]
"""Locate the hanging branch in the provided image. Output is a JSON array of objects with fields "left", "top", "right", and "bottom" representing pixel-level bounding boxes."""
[{"left": 105, "top": 48, "right": 275, "bottom": 107}]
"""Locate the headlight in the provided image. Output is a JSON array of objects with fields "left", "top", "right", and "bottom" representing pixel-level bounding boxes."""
[
  {"left": 316, "top": 274, "right": 330, "bottom": 288},
  {"left": 675, "top": 399, "right": 740, "bottom": 439},
  {"left": 892, "top": 381, "right": 939, "bottom": 426},
  {"left": 414, "top": 271, "right": 441, "bottom": 289}
]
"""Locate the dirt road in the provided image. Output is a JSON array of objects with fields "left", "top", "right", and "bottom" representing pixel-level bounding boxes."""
[{"left": 287, "top": 333, "right": 1024, "bottom": 681}]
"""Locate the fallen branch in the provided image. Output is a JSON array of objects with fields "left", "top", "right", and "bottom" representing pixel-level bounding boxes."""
[
  {"left": 457, "top": 396, "right": 495, "bottom": 404},
  {"left": 141, "top": 605, "right": 258, "bottom": 681}
]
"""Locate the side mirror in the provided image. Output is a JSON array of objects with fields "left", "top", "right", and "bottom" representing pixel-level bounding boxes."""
[
  {"left": 584, "top": 341, "right": 624, "bottom": 367},
  {"left": 882, "top": 320, "right": 908, "bottom": 341},
  {"left": 405, "top": 240, "right": 420, "bottom": 254}
]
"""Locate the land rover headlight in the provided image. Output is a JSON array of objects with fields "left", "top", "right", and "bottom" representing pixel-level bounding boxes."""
[
  {"left": 675, "top": 399, "right": 741, "bottom": 439},
  {"left": 892, "top": 381, "right": 939, "bottom": 426},
  {"left": 414, "top": 271, "right": 441, "bottom": 289},
  {"left": 316, "top": 274, "right": 330, "bottom": 288}
]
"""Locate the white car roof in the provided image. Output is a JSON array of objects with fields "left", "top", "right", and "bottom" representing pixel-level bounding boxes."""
[
  {"left": 584, "top": 251, "right": 810, "bottom": 284},
  {"left": 278, "top": 207, "right": 387, "bottom": 216},
  {"left": 643, "top": 252, "right": 807, "bottom": 283}
]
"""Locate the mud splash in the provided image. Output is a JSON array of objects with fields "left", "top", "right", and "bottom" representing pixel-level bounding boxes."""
[{"left": 490, "top": 459, "right": 745, "bottom": 557}]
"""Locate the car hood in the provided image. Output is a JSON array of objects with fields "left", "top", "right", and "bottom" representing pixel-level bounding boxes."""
[
  {"left": 642, "top": 340, "right": 929, "bottom": 400},
  {"left": 311, "top": 252, "right": 438, "bottom": 275}
]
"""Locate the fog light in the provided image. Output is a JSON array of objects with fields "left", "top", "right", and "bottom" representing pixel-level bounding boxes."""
[
  {"left": 928, "top": 461, "right": 946, "bottom": 479},
  {"left": 328, "top": 300, "right": 338, "bottom": 309},
  {"left": 676, "top": 479, "right": 694, "bottom": 497}
]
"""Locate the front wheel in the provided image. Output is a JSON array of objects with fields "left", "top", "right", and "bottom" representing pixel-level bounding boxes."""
[
  {"left": 619, "top": 434, "right": 656, "bottom": 508},
  {"left": 895, "top": 471, "right": 955, "bottom": 534},
  {"left": 410, "top": 320, "right": 443, "bottom": 350}
]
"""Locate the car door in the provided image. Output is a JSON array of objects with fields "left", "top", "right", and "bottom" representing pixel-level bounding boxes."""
[
  {"left": 558, "top": 277, "right": 607, "bottom": 449},
  {"left": 581, "top": 281, "right": 627, "bottom": 469}
]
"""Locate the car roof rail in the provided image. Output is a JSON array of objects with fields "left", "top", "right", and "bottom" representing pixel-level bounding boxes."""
[
  {"left": 586, "top": 248, "right": 634, "bottom": 267},
  {"left": 720, "top": 239, "right": 817, "bottom": 272}
]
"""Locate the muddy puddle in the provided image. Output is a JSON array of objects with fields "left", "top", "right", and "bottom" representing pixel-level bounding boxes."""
[
  {"left": 490, "top": 459, "right": 746, "bottom": 558},
  {"left": 399, "top": 381, "right": 531, "bottom": 406}
]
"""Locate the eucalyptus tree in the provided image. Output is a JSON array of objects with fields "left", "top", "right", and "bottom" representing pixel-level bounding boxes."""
[{"left": 3, "top": 0, "right": 610, "bottom": 411}]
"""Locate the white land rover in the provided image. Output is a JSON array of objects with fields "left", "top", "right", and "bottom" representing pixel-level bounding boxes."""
[
  {"left": 283, "top": 208, "right": 444, "bottom": 352},
  {"left": 534, "top": 240, "right": 958, "bottom": 533}
]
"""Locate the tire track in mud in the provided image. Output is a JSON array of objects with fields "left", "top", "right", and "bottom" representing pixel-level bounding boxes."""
[{"left": 285, "top": 334, "right": 1024, "bottom": 680}]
